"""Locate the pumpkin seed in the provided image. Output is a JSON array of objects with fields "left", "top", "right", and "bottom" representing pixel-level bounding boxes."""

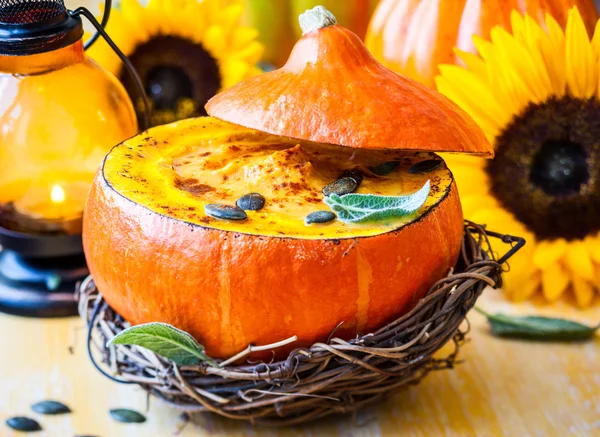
[
  {"left": 369, "top": 161, "right": 399, "bottom": 176},
  {"left": 32, "top": 400, "right": 71, "bottom": 415},
  {"left": 305, "top": 211, "right": 337, "bottom": 225},
  {"left": 236, "top": 193, "right": 265, "bottom": 211},
  {"left": 323, "top": 177, "right": 358, "bottom": 197},
  {"left": 204, "top": 204, "right": 247, "bottom": 220},
  {"left": 340, "top": 168, "right": 363, "bottom": 185},
  {"left": 109, "top": 408, "right": 146, "bottom": 424},
  {"left": 409, "top": 159, "right": 442, "bottom": 174},
  {"left": 6, "top": 416, "right": 42, "bottom": 432}
]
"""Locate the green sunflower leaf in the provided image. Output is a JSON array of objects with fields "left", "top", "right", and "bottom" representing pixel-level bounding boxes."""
[
  {"left": 475, "top": 308, "right": 599, "bottom": 341},
  {"left": 108, "top": 322, "right": 215, "bottom": 366},
  {"left": 324, "top": 180, "right": 430, "bottom": 223}
]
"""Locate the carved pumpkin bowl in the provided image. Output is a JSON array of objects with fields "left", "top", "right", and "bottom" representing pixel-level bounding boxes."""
[{"left": 79, "top": 6, "right": 523, "bottom": 425}]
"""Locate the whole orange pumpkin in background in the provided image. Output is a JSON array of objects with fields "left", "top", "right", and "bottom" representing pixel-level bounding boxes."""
[
  {"left": 366, "top": 0, "right": 599, "bottom": 87},
  {"left": 83, "top": 7, "right": 492, "bottom": 358}
]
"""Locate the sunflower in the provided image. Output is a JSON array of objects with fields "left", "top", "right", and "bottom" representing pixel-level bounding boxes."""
[
  {"left": 436, "top": 7, "right": 600, "bottom": 308},
  {"left": 88, "top": 0, "right": 263, "bottom": 127}
]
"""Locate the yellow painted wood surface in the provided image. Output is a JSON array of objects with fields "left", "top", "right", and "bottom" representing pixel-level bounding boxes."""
[{"left": 1, "top": 288, "right": 599, "bottom": 437}]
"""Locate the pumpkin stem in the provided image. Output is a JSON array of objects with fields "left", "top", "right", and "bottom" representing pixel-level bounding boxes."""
[{"left": 299, "top": 6, "right": 337, "bottom": 35}]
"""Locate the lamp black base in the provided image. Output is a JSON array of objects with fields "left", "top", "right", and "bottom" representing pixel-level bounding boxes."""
[
  {"left": 0, "top": 250, "right": 88, "bottom": 318},
  {"left": 0, "top": 223, "right": 88, "bottom": 318}
]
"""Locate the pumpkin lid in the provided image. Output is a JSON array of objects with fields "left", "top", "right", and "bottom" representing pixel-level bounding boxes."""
[{"left": 206, "top": 6, "right": 493, "bottom": 157}]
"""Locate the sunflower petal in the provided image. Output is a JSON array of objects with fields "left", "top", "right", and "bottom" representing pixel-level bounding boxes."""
[
  {"left": 219, "top": 58, "right": 252, "bottom": 88},
  {"left": 435, "top": 92, "right": 499, "bottom": 144},
  {"left": 565, "top": 240, "right": 595, "bottom": 282},
  {"left": 142, "top": 0, "right": 169, "bottom": 34},
  {"left": 565, "top": 7, "right": 597, "bottom": 98},
  {"left": 182, "top": 0, "right": 208, "bottom": 39},
  {"left": 492, "top": 26, "right": 552, "bottom": 104},
  {"left": 234, "top": 41, "right": 264, "bottom": 65},
  {"left": 571, "top": 276, "right": 595, "bottom": 308},
  {"left": 591, "top": 19, "right": 600, "bottom": 59},
  {"left": 521, "top": 14, "right": 561, "bottom": 97},
  {"left": 533, "top": 239, "right": 568, "bottom": 270},
  {"left": 231, "top": 27, "right": 260, "bottom": 51},
  {"left": 121, "top": 0, "right": 146, "bottom": 22},
  {"left": 510, "top": 10, "right": 526, "bottom": 41},
  {"left": 500, "top": 13, "right": 554, "bottom": 102},
  {"left": 459, "top": 194, "right": 499, "bottom": 217},
  {"left": 543, "top": 13, "right": 567, "bottom": 95},
  {"left": 218, "top": 4, "right": 244, "bottom": 34},
  {"left": 541, "top": 263, "right": 570, "bottom": 302},
  {"left": 437, "top": 64, "right": 507, "bottom": 131},
  {"left": 446, "top": 164, "right": 490, "bottom": 197},
  {"left": 472, "top": 35, "right": 528, "bottom": 117},
  {"left": 453, "top": 48, "right": 487, "bottom": 78},
  {"left": 203, "top": 24, "right": 227, "bottom": 57},
  {"left": 586, "top": 233, "right": 600, "bottom": 265},
  {"left": 510, "top": 273, "right": 541, "bottom": 302}
]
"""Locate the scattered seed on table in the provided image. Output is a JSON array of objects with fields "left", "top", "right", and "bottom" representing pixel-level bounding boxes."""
[
  {"left": 409, "top": 159, "right": 442, "bottom": 174},
  {"left": 323, "top": 177, "right": 358, "bottom": 196},
  {"left": 204, "top": 204, "right": 247, "bottom": 220},
  {"left": 369, "top": 161, "right": 400, "bottom": 176},
  {"left": 305, "top": 211, "right": 337, "bottom": 225},
  {"left": 109, "top": 408, "right": 147, "bottom": 424},
  {"left": 340, "top": 168, "right": 363, "bottom": 185},
  {"left": 6, "top": 416, "right": 42, "bottom": 432},
  {"left": 236, "top": 193, "right": 265, "bottom": 211},
  {"left": 32, "top": 400, "right": 71, "bottom": 415}
]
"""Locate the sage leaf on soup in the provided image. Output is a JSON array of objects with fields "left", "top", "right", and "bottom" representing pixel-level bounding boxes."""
[
  {"left": 108, "top": 322, "right": 215, "bottom": 366},
  {"left": 324, "top": 180, "right": 430, "bottom": 223}
]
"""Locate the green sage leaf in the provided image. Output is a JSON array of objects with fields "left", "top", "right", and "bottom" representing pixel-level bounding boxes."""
[
  {"left": 6, "top": 416, "right": 42, "bottom": 432},
  {"left": 109, "top": 408, "right": 146, "bottom": 424},
  {"left": 108, "top": 322, "right": 215, "bottom": 366},
  {"left": 31, "top": 400, "right": 71, "bottom": 415},
  {"left": 324, "top": 180, "right": 430, "bottom": 223},
  {"left": 476, "top": 308, "right": 599, "bottom": 341}
]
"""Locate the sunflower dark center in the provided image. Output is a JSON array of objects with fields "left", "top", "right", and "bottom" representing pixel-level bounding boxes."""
[
  {"left": 119, "top": 36, "right": 221, "bottom": 127},
  {"left": 146, "top": 65, "right": 194, "bottom": 110},
  {"left": 487, "top": 96, "right": 600, "bottom": 241},
  {"left": 530, "top": 140, "right": 589, "bottom": 195}
]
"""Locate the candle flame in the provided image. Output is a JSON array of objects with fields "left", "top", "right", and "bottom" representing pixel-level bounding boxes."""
[{"left": 50, "top": 184, "right": 65, "bottom": 204}]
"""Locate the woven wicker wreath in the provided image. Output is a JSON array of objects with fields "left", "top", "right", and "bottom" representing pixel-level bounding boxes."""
[{"left": 78, "top": 221, "right": 523, "bottom": 426}]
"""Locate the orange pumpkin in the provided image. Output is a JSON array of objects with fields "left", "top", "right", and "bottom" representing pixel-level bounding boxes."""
[
  {"left": 366, "top": 0, "right": 599, "bottom": 87},
  {"left": 83, "top": 7, "right": 491, "bottom": 358}
]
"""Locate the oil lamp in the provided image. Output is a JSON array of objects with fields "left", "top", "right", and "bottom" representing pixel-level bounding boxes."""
[{"left": 0, "top": 0, "right": 148, "bottom": 316}]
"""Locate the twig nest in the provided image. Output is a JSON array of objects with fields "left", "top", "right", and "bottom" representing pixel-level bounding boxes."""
[{"left": 79, "top": 222, "right": 521, "bottom": 426}]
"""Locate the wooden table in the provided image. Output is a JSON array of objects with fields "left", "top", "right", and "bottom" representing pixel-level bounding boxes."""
[{"left": 1, "top": 288, "right": 598, "bottom": 437}]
